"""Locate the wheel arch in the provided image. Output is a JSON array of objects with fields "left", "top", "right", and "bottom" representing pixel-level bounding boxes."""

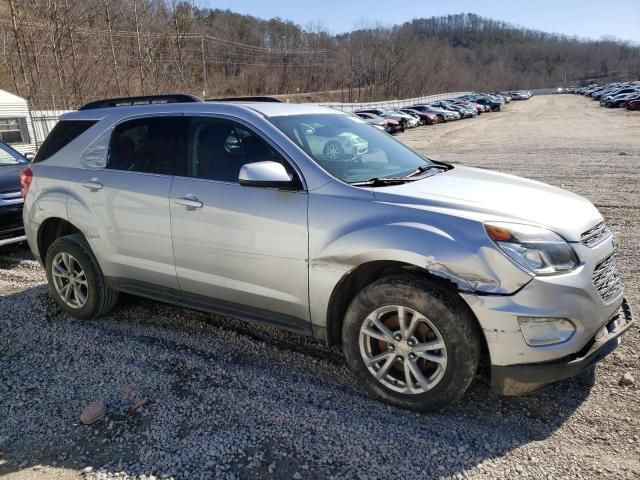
[
  {"left": 325, "top": 260, "right": 472, "bottom": 347},
  {"left": 37, "top": 217, "right": 83, "bottom": 263}
]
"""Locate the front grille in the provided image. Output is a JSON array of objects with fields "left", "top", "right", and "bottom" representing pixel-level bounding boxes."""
[
  {"left": 581, "top": 222, "right": 610, "bottom": 247},
  {"left": 592, "top": 254, "right": 623, "bottom": 303}
]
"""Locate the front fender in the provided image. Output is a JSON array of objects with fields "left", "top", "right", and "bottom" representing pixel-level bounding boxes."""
[{"left": 308, "top": 188, "right": 533, "bottom": 329}]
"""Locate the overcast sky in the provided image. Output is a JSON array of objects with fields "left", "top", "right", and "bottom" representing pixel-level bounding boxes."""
[{"left": 204, "top": 0, "right": 640, "bottom": 43}]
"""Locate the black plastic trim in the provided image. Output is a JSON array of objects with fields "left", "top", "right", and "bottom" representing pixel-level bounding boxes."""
[
  {"left": 105, "top": 277, "right": 312, "bottom": 336},
  {"left": 79, "top": 94, "right": 203, "bottom": 110}
]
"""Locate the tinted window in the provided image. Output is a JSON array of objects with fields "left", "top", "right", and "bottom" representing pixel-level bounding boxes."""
[
  {"left": 107, "top": 117, "right": 184, "bottom": 175},
  {"left": 186, "top": 117, "right": 289, "bottom": 183},
  {"left": 34, "top": 120, "right": 96, "bottom": 163}
]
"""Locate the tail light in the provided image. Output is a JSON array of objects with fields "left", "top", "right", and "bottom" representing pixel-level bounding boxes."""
[{"left": 20, "top": 167, "right": 33, "bottom": 198}]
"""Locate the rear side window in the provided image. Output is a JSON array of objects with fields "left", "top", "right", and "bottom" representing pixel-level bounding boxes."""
[
  {"left": 107, "top": 117, "right": 184, "bottom": 175},
  {"left": 33, "top": 120, "right": 97, "bottom": 163}
]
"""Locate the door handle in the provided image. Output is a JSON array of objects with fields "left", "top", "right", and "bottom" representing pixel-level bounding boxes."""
[
  {"left": 81, "top": 178, "right": 103, "bottom": 191},
  {"left": 175, "top": 195, "right": 203, "bottom": 209}
]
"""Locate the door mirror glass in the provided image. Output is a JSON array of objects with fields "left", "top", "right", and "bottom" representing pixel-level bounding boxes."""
[{"left": 239, "top": 161, "right": 293, "bottom": 189}]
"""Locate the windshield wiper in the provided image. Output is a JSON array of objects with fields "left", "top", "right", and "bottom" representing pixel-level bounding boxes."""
[
  {"left": 405, "top": 164, "right": 450, "bottom": 178},
  {"left": 350, "top": 163, "right": 452, "bottom": 187},
  {"left": 350, "top": 177, "right": 414, "bottom": 187}
]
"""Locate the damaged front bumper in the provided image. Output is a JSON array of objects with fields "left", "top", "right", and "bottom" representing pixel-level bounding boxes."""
[
  {"left": 490, "top": 299, "right": 634, "bottom": 394},
  {"left": 460, "top": 236, "right": 635, "bottom": 395}
]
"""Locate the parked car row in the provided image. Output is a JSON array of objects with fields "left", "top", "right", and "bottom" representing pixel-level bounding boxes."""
[
  {"left": 353, "top": 91, "right": 531, "bottom": 134},
  {"left": 564, "top": 82, "right": 640, "bottom": 110}
]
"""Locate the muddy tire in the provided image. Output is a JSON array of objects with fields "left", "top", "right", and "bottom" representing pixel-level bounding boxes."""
[{"left": 342, "top": 274, "right": 481, "bottom": 411}]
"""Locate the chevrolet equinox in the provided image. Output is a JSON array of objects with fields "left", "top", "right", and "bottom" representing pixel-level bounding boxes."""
[{"left": 21, "top": 95, "right": 634, "bottom": 411}]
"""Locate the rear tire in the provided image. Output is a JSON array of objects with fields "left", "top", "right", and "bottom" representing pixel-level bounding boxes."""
[
  {"left": 45, "top": 233, "right": 118, "bottom": 320},
  {"left": 342, "top": 274, "right": 481, "bottom": 411}
]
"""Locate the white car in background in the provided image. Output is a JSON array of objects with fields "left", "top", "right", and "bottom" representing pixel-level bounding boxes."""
[{"left": 301, "top": 122, "right": 368, "bottom": 160}]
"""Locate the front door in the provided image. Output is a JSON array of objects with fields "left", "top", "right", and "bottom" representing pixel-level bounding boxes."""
[{"left": 169, "top": 116, "right": 309, "bottom": 327}]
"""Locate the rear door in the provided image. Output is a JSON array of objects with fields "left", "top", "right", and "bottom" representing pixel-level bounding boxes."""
[
  {"left": 70, "top": 115, "right": 185, "bottom": 289},
  {"left": 169, "top": 115, "right": 309, "bottom": 326}
]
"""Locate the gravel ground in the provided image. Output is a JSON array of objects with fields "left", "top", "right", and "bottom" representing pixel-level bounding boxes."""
[{"left": 1, "top": 95, "right": 639, "bottom": 480}]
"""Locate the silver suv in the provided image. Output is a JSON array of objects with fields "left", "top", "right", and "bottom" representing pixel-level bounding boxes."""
[{"left": 22, "top": 95, "right": 634, "bottom": 411}]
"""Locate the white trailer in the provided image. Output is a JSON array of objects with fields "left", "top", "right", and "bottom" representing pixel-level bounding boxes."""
[{"left": 0, "top": 89, "right": 36, "bottom": 155}]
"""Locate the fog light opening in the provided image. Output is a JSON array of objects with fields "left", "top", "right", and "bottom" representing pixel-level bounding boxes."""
[{"left": 517, "top": 317, "right": 576, "bottom": 347}]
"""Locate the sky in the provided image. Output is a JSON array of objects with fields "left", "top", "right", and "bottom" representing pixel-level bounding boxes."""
[{"left": 204, "top": 0, "right": 640, "bottom": 43}]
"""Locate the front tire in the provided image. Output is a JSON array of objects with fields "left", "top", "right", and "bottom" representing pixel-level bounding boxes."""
[
  {"left": 45, "top": 234, "right": 118, "bottom": 320},
  {"left": 342, "top": 274, "right": 481, "bottom": 411}
]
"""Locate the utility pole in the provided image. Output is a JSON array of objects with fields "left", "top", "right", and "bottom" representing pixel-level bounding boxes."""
[{"left": 201, "top": 35, "right": 208, "bottom": 97}]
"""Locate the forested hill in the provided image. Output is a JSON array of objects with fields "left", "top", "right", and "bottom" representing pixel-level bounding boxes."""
[{"left": 1, "top": 2, "right": 638, "bottom": 109}]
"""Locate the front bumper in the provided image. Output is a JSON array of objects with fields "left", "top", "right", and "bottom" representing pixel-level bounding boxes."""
[
  {"left": 461, "top": 236, "right": 634, "bottom": 394},
  {"left": 491, "top": 298, "right": 634, "bottom": 394}
]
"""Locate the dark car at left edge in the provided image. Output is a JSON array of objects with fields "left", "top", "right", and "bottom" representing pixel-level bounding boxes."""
[{"left": 0, "top": 140, "right": 32, "bottom": 247}]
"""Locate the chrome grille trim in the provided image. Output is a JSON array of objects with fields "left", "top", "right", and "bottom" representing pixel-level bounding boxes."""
[
  {"left": 0, "top": 191, "right": 23, "bottom": 207},
  {"left": 592, "top": 254, "right": 623, "bottom": 303},
  {"left": 581, "top": 222, "right": 610, "bottom": 247},
  {"left": 0, "top": 191, "right": 21, "bottom": 199}
]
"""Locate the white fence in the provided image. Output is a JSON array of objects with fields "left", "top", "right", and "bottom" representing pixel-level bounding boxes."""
[
  {"left": 317, "top": 91, "right": 474, "bottom": 112},
  {"left": 29, "top": 109, "right": 72, "bottom": 148},
  {"left": 25, "top": 91, "right": 474, "bottom": 149}
]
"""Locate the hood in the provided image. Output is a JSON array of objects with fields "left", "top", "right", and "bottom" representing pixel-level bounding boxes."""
[
  {"left": 372, "top": 166, "right": 602, "bottom": 242},
  {"left": 0, "top": 163, "right": 26, "bottom": 193}
]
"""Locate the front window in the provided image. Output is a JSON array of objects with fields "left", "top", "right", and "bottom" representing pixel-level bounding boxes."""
[
  {"left": 0, "top": 141, "right": 27, "bottom": 166},
  {"left": 269, "top": 113, "right": 435, "bottom": 184}
]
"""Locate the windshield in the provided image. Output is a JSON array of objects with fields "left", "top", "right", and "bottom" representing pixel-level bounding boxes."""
[
  {"left": 0, "top": 142, "right": 27, "bottom": 166},
  {"left": 269, "top": 113, "right": 434, "bottom": 183}
]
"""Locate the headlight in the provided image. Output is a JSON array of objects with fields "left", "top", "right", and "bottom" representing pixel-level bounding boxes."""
[{"left": 485, "top": 222, "right": 579, "bottom": 275}]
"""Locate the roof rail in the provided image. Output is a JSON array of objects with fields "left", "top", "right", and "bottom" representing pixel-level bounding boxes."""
[
  {"left": 206, "top": 96, "right": 282, "bottom": 103},
  {"left": 79, "top": 94, "right": 203, "bottom": 111}
]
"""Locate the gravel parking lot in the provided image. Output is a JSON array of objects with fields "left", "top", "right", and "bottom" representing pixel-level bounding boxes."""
[{"left": 1, "top": 95, "right": 638, "bottom": 480}]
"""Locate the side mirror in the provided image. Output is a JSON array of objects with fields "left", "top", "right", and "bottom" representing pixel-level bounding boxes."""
[
  {"left": 238, "top": 161, "right": 294, "bottom": 189},
  {"left": 24, "top": 152, "right": 35, "bottom": 162}
]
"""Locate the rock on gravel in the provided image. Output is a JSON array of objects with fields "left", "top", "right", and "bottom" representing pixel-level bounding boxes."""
[
  {"left": 80, "top": 400, "right": 107, "bottom": 425},
  {"left": 620, "top": 372, "right": 635, "bottom": 386}
]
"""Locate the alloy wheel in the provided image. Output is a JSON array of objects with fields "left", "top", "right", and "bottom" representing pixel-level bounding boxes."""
[
  {"left": 324, "top": 142, "right": 342, "bottom": 160},
  {"left": 359, "top": 305, "right": 448, "bottom": 394},
  {"left": 51, "top": 252, "right": 89, "bottom": 309}
]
